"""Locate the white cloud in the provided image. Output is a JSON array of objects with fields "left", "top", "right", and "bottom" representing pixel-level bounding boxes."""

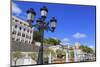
[
  {"left": 62, "top": 38, "right": 69, "bottom": 42},
  {"left": 12, "top": 2, "right": 22, "bottom": 15},
  {"left": 60, "top": 38, "right": 70, "bottom": 45},
  {"left": 72, "top": 32, "right": 87, "bottom": 39}
]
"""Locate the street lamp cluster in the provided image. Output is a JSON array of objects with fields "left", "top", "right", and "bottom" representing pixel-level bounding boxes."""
[{"left": 26, "top": 6, "right": 57, "bottom": 64}]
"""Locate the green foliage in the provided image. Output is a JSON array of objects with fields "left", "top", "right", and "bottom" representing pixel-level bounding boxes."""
[
  {"left": 33, "top": 30, "right": 41, "bottom": 42},
  {"left": 44, "top": 38, "right": 61, "bottom": 45},
  {"left": 12, "top": 51, "right": 23, "bottom": 65},
  {"left": 28, "top": 52, "right": 37, "bottom": 61},
  {"left": 70, "top": 51, "right": 74, "bottom": 58},
  {"left": 12, "top": 51, "right": 23, "bottom": 60},
  {"left": 44, "top": 48, "right": 56, "bottom": 57},
  {"left": 56, "top": 49, "right": 66, "bottom": 58},
  {"left": 70, "top": 50, "right": 74, "bottom": 61},
  {"left": 80, "top": 45, "right": 94, "bottom": 53},
  {"left": 33, "top": 30, "right": 61, "bottom": 45}
]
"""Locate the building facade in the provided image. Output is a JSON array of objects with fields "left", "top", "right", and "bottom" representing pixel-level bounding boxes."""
[{"left": 11, "top": 16, "right": 34, "bottom": 44}]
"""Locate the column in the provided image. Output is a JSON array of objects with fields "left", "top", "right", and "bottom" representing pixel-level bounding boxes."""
[
  {"left": 48, "top": 52, "right": 52, "bottom": 64},
  {"left": 66, "top": 50, "right": 69, "bottom": 62}
]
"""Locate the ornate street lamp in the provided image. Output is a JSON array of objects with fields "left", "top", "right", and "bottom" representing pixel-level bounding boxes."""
[{"left": 26, "top": 6, "right": 57, "bottom": 65}]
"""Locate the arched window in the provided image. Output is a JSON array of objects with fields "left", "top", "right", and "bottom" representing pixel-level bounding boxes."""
[
  {"left": 17, "top": 32, "right": 21, "bottom": 36},
  {"left": 30, "top": 36, "right": 31, "bottom": 39},
  {"left": 12, "top": 30, "right": 16, "bottom": 34},
  {"left": 27, "top": 29, "right": 29, "bottom": 33},
  {"left": 16, "top": 38, "right": 20, "bottom": 41},
  {"left": 26, "top": 35, "right": 29, "bottom": 38},
  {"left": 25, "top": 41, "right": 27, "bottom": 43},
  {"left": 24, "top": 28, "right": 26, "bottom": 31},
  {"left": 15, "top": 25, "right": 17, "bottom": 28},
  {"left": 19, "top": 27, "right": 22, "bottom": 30},
  {"left": 15, "top": 19, "right": 18, "bottom": 22},
  {"left": 22, "top": 33, "right": 25, "bottom": 37},
  {"left": 12, "top": 38, "right": 15, "bottom": 40},
  {"left": 20, "top": 22, "right": 22, "bottom": 24}
]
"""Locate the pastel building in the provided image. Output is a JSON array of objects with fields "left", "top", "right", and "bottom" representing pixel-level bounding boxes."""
[
  {"left": 11, "top": 16, "right": 34, "bottom": 44},
  {"left": 73, "top": 42, "right": 90, "bottom": 62}
]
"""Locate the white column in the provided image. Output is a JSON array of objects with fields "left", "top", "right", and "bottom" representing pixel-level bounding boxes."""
[
  {"left": 66, "top": 50, "right": 69, "bottom": 62},
  {"left": 74, "top": 49, "right": 78, "bottom": 62},
  {"left": 48, "top": 53, "right": 52, "bottom": 64}
]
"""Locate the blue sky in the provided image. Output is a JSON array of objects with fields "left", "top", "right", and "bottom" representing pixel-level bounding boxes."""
[{"left": 12, "top": 1, "right": 96, "bottom": 48}]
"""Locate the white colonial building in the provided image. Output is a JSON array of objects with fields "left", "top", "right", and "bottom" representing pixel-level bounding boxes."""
[
  {"left": 11, "top": 16, "right": 34, "bottom": 44},
  {"left": 11, "top": 16, "right": 39, "bottom": 66}
]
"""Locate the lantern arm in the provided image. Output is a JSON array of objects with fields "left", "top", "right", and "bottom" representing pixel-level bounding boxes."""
[
  {"left": 44, "top": 21, "right": 54, "bottom": 32},
  {"left": 44, "top": 22, "right": 50, "bottom": 32}
]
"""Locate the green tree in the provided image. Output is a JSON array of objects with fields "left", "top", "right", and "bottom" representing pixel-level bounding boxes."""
[
  {"left": 12, "top": 51, "right": 23, "bottom": 66},
  {"left": 44, "top": 38, "right": 61, "bottom": 45},
  {"left": 80, "top": 45, "right": 93, "bottom": 53},
  {"left": 33, "top": 30, "right": 41, "bottom": 42},
  {"left": 32, "top": 31, "right": 61, "bottom": 45}
]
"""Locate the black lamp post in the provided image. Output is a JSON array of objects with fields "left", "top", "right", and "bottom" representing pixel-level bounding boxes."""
[{"left": 27, "top": 6, "right": 57, "bottom": 65}]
